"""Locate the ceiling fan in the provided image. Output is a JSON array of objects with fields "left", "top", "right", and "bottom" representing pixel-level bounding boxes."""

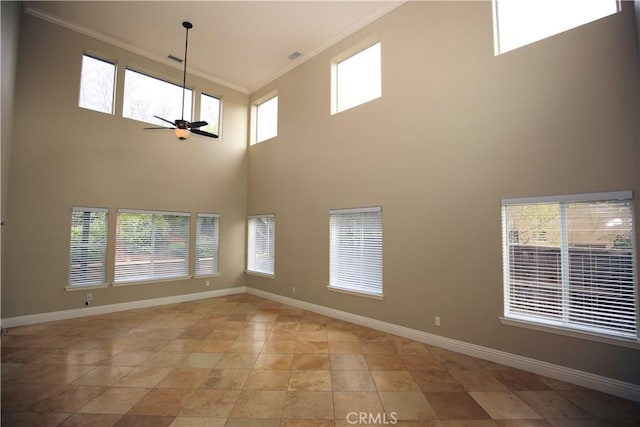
[{"left": 144, "top": 21, "right": 218, "bottom": 141}]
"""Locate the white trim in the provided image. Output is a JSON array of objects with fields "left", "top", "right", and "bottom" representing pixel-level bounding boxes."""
[
  {"left": 112, "top": 275, "right": 191, "bottom": 287},
  {"left": 72, "top": 206, "right": 108, "bottom": 213},
  {"left": 502, "top": 191, "right": 632, "bottom": 206},
  {"left": 248, "top": 213, "right": 275, "bottom": 220},
  {"left": 197, "top": 213, "right": 220, "bottom": 218},
  {"left": 65, "top": 283, "right": 109, "bottom": 292},
  {"left": 327, "top": 285, "right": 384, "bottom": 300},
  {"left": 245, "top": 287, "right": 640, "bottom": 403},
  {"left": 118, "top": 208, "right": 190, "bottom": 216},
  {"left": 2, "top": 287, "right": 246, "bottom": 329},
  {"left": 330, "top": 206, "right": 382, "bottom": 215},
  {"left": 500, "top": 317, "right": 640, "bottom": 350}
]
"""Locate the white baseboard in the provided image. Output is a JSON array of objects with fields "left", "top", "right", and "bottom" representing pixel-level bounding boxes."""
[
  {"left": 245, "top": 287, "right": 640, "bottom": 403},
  {"left": 1, "top": 287, "right": 247, "bottom": 328}
]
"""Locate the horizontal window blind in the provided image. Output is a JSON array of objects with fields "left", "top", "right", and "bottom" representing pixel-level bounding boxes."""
[
  {"left": 196, "top": 213, "right": 219, "bottom": 276},
  {"left": 502, "top": 192, "right": 638, "bottom": 340},
  {"left": 115, "top": 210, "right": 190, "bottom": 283},
  {"left": 69, "top": 207, "right": 108, "bottom": 287},
  {"left": 330, "top": 207, "right": 383, "bottom": 297},
  {"left": 247, "top": 214, "right": 275, "bottom": 275}
]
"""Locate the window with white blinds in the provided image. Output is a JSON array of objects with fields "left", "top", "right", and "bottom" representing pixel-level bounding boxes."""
[
  {"left": 196, "top": 213, "right": 219, "bottom": 276},
  {"left": 115, "top": 209, "right": 190, "bottom": 283},
  {"left": 69, "top": 207, "right": 108, "bottom": 287},
  {"left": 247, "top": 214, "right": 275, "bottom": 276},
  {"left": 329, "top": 207, "right": 383, "bottom": 297},
  {"left": 502, "top": 192, "right": 638, "bottom": 341}
]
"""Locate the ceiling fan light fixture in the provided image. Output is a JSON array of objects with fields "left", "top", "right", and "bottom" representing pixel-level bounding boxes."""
[{"left": 174, "top": 128, "right": 190, "bottom": 140}]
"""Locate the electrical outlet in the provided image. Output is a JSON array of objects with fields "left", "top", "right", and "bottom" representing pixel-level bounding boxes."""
[
  {"left": 292, "top": 286, "right": 296, "bottom": 294},
  {"left": 205, "top": 280, "right": 210, "bottom": 287},
  {"left": 434, "top": 316, "right": 441, "bottom": 326},
  {"left": 85, "top": 293, "right": 93, "bottom": 306}
]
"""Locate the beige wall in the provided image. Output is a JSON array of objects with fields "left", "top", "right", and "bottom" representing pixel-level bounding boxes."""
[
  {"left": 247, "top": 2, "right": 640, "bottom": 385},
  {"left": 3, "top": 13, "right": 248, "bottom": 317}
]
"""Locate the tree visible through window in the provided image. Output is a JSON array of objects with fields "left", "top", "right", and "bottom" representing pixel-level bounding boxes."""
[
  {"left": 502, "top": 192, "right": 638, "bottom": 341},
  {"left": 115, "top": 210, "right": 190, "bottom": 283},
  {"left": 123, "top": 69, "right": 192, "bottom": 127},
  {"left": 69, "top": 207, "right": 108, "bottom": 287},
  {"left": 79, "top": 55, "right": 116, "bottom": 114}
]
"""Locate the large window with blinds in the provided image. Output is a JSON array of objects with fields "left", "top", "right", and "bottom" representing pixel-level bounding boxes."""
[
  {"left": 502, "top": 192, "right": 638, "bottom": 342},
  {"left": 329, "top": 207, "right": 383, "bottom": 298},
  {"left": 247, "top": 214, "right": 275, "bottom": 276},
  {"left": 115, "top": 209, "right": 190, "bottom": 283},
  {"left": 196, "top": 213, "right": 219, "bottom": 276},
  {"left": 69, "top": 207, "right": 108, "bottom": 287}
]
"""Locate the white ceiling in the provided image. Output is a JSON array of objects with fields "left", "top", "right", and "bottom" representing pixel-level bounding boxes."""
[{"left": 24, "top": 1, "right": 404, "bottom": 94}]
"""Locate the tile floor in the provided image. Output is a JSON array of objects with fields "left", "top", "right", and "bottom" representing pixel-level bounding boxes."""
[{"left": 2, "top": 293, "right": 639, "bottom": 426}]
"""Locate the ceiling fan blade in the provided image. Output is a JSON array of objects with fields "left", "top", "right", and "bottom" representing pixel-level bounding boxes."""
[
  {"left": 144, "top": 126, "right": 175, "bottom": 130},
  {"left": 189, "top": 121, "right": 208, "bottom": 129},
  {"left": 154, "top": 115, "right": 176, "bottom": 126},
  {"left": 191, "top": 128, "right": 219, "bottom": 139}
]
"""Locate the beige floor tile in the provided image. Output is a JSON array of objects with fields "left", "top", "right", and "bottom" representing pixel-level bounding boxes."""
[
  {"left": 179, "top": 352, "right": 224, "bottom": 369},
  {"left": 58, "top": 413, "right": 123, "bottom": 427},
  {"left": 261, "top": 340, "right": 297, "bottom": 353},
  {"left": 295, "top": 340, "right": 329, "bottom": 354},
  {"left": 30, "top": 385, "right": 106, "bottom": 413},
  {"left": 156, "top": 367, "right": 211, "bottom": 388},
  {"left": 288, "top": 370, "right": 332, "bottom": 391},
  {"left": 105, "top": 350, "right": 155, "bottom": 367},
  {"left": 1, "top": 411, "right": 71, "bottom": 427},
  {"left": 331, "top": 370, "right": 376, "bottom": 391},
  {"left": 129, "top": 388, "right": 194, "bottom": 416},
  {"left": 113, "top": 366, "right": 172, "bottom": 387},
  {"left": 201, "top": 369, "right": 251, "bottom": 389},
  {"left": 292, "top": 353, "right": 330, "bottom": 370},
  {"left": 216, "top": 352, "right": 259, "bottom": 369},
  {"left": 169, "top": 417, "right": 227, "bottom": 427},
  {"left": 141, "top": 352, "right": 188, "bottom": 367},
  {"left": 424, "top": 392, "right": 490, "bottom": 420},
  {"left": 225, "top": 418, "right": 281, "bottom": 427},
  {"left": 379, "top": 391, "right": 438, "bottom": 420},
  {"left": 196, "top": 340, "right": 234, "bottom": 352},
  {"left": 371, "top": 370, "right": 420, "bottom": 391},
  {"left": 113, "top": 414, "right": 175, "bottom": 426},
  {"left": 328, "top": 341, "right": 363, "bottom": 354},
  {"left": 229, "top": 390, "right": 287, "bottom": 418},
  {"left": 1, "top": 383, "right": 63, "bottom": 411},
  {"left": 254, "top": 353, "right": 295, "bottom": 370},
  {"left": 162, "top": 339, "right": 203, "bottom": 353},
  {"left": 366, "top": 354, "right": 407, "bottom": 370},
  {"left": 181, "top": 389, "right": 241, "bottom": 417},
  {"left": 244, "top": 370, "right": 291, "bottom": 390},
  {"left": 78, "top": 387, "right": 148, "bottom": 414},
  {"left": 333, "top": 391, "right": 384, "bottom": 419},
  {"left": 515, "top": 391, "right": 587, "bottom": 419},
  {"left": 450, "top": 371, "right": 510, "bottom": 392},
  {"left": 72, "top": 366, "right": 133, "bottom": 386},
  {"left": 469, "top": 392, "right": 542, "bottom": 420},
  {"left": 282, "top": 391, "right": 334, "bottom": 419},
  {"left": 330, "top": 354, "right": 369, "bottom": 370}
]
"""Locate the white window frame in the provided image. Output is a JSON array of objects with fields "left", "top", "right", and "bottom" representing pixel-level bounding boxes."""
[
  {"left": 114, "top": 209, "right": 191, "bottom": 285},
  {"left": 68, "top": 207, "right": 109, "bottom": 289},
  {"left": 253, "top": 94, "right": 278, "bottom": 144},
  {"left": 200, "top": 93, "right": 222, "bottom": 138},
  {"left": 79, "top": 54, "right": 116, "bottom": 115},
  {"left": 329, "top": 206, "right": 383, "bottom": 299},
  {"left": 501, "top": 191, "right": 639, "bottom": 347},
  {"left": 122, "top": 68, "right": 193, "bottom": 127},
  {"left": 196, "top": 213, "right": 220, "bottom": 277},
  {"left": 331, "top": 39, "right": 381, "bottom": 114},
  {"left": 247, "top": 214, "right": 275, "bottom": 277},
  {"left": 492, "top": 0, "right": 621, "bottom": 55}
]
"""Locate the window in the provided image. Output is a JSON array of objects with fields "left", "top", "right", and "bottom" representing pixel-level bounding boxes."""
[
  {"left": 255, "top": 96, "right": 278, "bottom": 144},
  {"left": 493, "top": 0, "right": 620, "bottom": 55},
  {"left": 115, "top": 209, "right": 190, "bottom": 283},
  {"left": 196, "top": 213, "right": 220, "bottom": 276},
  {"left": 79, "top": 54, "right": 116, "bottom": 114},
  {"left": 502, "top": 192, "right": 638, "bottom": 342},
  {"left": 329, "top": 207, "right": 383, "bottom": 298},
  {"left": 69, "top": 207, "right": 108, "bottom": 287},
  {"left": 332, "top": 42, "right": 381, "bottom": 114},
  {"left": 123, "top": 69, "right": 192, "bottom": 126},
  {"left": 247, "top": 214, "right": 275, "bottom": 276},
  {"left": 200, "top": 93, "right": 222, "bottom": 137}
]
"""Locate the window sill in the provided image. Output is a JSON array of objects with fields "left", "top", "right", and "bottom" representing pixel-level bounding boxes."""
[
  {"left": 194, "top": 273, "right": 221, "bottom": 279},
  {"left": 327, "top": 285, "right": 384, "bottom": 300},
  {"left": 113, "top": 276, "right": 191, "bottom": 287},
  {"left": 246, "top": 270, "right": 275, "bottom": 279},
  {"left": 65, "top": 283, "right": 109, "bottom": 292},
  {"left": 500, "top": 317, "right": 640, "bottom": 350}
]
